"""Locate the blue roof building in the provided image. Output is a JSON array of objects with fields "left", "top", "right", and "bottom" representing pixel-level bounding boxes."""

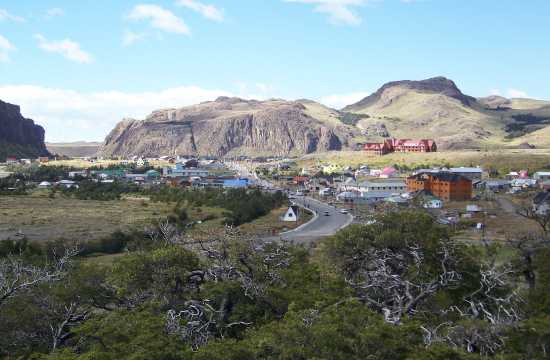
[{"left": 223, "top": 179, "right": 249, "bottom": 188}]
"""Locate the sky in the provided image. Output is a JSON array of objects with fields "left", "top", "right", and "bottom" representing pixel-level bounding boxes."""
[{"left": 0, "top": 0, "right": 549, "bottom": 142}]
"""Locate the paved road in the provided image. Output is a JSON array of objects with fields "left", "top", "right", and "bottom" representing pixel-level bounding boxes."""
[
  {"left": 276, "top": 196, "right": 353, "bottom": 244},
  {"left": 224, "top": 161, "right": 353, "bottom": 243}
]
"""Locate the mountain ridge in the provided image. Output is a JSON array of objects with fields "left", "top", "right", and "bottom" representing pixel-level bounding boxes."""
[
  {"left": 102, "top": 97, "right": 363, "bottom": 158},
  {"left": 0, "top": 100, "right": 49, "bottom": 161},
  {"left": 98, "top": 77, "right": 550, "bottom": 157}
]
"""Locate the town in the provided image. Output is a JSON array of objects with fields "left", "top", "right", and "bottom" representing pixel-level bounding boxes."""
[{"left": 2, "top": 148, "right": 549, "bottom": 244}]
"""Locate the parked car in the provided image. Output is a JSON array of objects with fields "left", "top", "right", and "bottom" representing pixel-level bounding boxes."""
[
  {"left": 324, "top": 211, "right": 331, "bottom": 216},
  {"left": 340, "top": 209, "right": 349, "bottom": 214}
]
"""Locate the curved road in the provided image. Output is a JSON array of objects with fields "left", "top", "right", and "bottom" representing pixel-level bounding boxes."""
[
  {"left": 224, "top": 161, "right": 353, "bottom": 243},
  {"left": 277, "top": 196, "right": 353, "bottom": 243}
]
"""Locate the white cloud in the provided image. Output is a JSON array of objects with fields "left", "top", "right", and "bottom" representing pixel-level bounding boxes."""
[
  {"left": 122, "top": 30, "right": 146, "bottom": 46},
  {"left": 45, "top": 8, "right": 64, "bottom": 19},
  {"left": 0, "top": 34, "right": 15, "bottom": 63},
  {"left": 0, "top": 85, "right": 233, "bottom": 142},
  {"left": 507, "top": 89, "right": 529, "bottom": 99},
  {"left": 176, "top": 0, "right": 224, "bottom": 22},
  {"left": 0, "top": 8, "right": 25, "bottom": 22},
  {"left": 34, "top": 34, "right": 93, "bottom": 64},
  {"left": 489, "top": 88, "right": 530, "bottom": 99},
  {"left": 127, "top": 4, "right": 191, "bottom": 35},
  {"left": 319, "top": 91, "right": 370, "bottom": 109},
  {"left": 284, "top": 0, "right": 370, "bottom": 26}
]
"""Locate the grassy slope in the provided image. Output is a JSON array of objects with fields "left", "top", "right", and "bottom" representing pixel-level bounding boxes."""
[
  {"left": 298, "top": 149, "right": 550, "bottom": 174},
  {"left": 346, "top": 86, "right": 550, "bottom": 149},
  {"left": 351, "top": 87, "right": 506, "bottom": 147}
]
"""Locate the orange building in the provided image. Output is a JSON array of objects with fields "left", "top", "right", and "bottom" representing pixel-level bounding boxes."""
[{"left": 407, "top": 172, "right": 472, "bottom": 201}]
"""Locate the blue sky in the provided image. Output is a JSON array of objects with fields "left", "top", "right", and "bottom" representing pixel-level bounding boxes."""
[{"left": 0, "top": 0, "right": 549, "bottom": 142}]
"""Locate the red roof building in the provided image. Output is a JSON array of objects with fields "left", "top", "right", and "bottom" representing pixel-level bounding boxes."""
[
  {"left": 363, "top": 138, "right": 436, "bottom": 155},
  {"left": 364, "top": 140, "right": 393, "bottom": 155}
]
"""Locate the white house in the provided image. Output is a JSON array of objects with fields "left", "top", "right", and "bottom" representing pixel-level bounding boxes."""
[
  {"left": 38, "top": 181, "right": 52, "bottom": 189},
  {"left": 57, "top": 180, "right": 78, "bottom": 189},
  {"left": 340, "top": 180, "right": 407, "bottom": 196},
  {"left": 282, "top": 206, "right": 300, "bottom": 222},
  {"left": 534, "top": 172, "right": 550, "bottom": 182},
  {"left": 424, "top": 198, "right": 443, "bottom": 209}
]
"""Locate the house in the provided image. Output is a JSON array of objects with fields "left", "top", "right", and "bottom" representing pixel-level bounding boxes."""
[
  {"left": 6, "top": 156, "right": 18, "bottom": 164},
  {"left": 336, "top": 191, "right": 362, "bottom": 202},
  {"left": 341, "top": 180, "right": 407, "bottom": 195},
  {"left": 384, "top": 195, "right": 409, "bottom": 205},
  {"left": 380, "top": 167, "right": 397, "bottom": 178},
  {"left": 364, "top": 140, "right": 393, "bottom": 155},
  {"left": 363, "top": 138, "right": 437, "bottom": 155},
  {"left": 393, "top": 139, "right": 437, "bottom": 153},
  {"left": 68, "top": 171, "right": 88, "bottom": 179},
  {"left": 322, "top": 164, "right": 342, "bottom": 175},
  {"left": 449, "top": 167, "right": 483, "bottom": 181},
  {"left": 163, "top": 163, "right": 209, "bottom": 178},
  {"left": 533, "top": 192, "right": 550, "bottom": 215},
  {"left": 293, "top": 176, "right": 309, "bottom": 185},
  {"left": 283, "top": 206, "right": 300, "bottom": 222},
  {"left": 319, "top": 188, "right": 333, "bottom": 197},
  {"left": 407, "top": 172, "right": 472, "bottom": 201},
  {"left": 223, "top": 179, "right": 249, "bottom": 188},
  {"left": 145, "top": 169, "right": 161, "bottom": 179},
  {"left": 57, "top": 180, "right": 78, "bottom": 189},
  {"left": 361, "top": 191, "right": 395, "bottom": 203},
  {"left": 511, "top": 178, "right": 537, "bottom": 188},
  {"left": 477, "top": 179, "right": 511, "bottom": 192},
  {"left": 534, "top": 172, "right": 550, "bottom": 182},
  {"left": 466, "top": 204, "right": 482, "bottom": 213},
  {"left": 540, "top": 181, "right": 550, "bottom": 191},
  {"left": 38, "top": 181, "right": 52, "bottom": 189},
  {"left": 424, "top": 197, "right": 443, "bottom": 209}
]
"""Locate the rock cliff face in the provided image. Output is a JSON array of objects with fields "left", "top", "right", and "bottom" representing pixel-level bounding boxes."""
[
  {"left": 102, "top": 97, "right": 360, "bottom": 158},
  {"left": 0, "top": 100, "right": 49, "bottom": 160}
]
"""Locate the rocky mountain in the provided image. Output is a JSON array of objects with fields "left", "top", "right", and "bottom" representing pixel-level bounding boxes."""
[
  {"left": 343, "top": 77, "right": 550, "bottom": 149},
  {"left": 102, "top": 97, "right": 362, "bottom": 158},
  {"left": 100, "top": 78, "right": 550, "bottom": 157},
  {"left": 0, "top": 100, "right": 49, "bottom": 161}
]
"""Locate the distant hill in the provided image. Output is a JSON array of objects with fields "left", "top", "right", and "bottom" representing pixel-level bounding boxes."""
[
  {"left": 0, "top": 100, "right": 49, "bottom": 161},
  {"left": 102, "top": 97, "right": 363, "bottom": 158},
  {"left": 98, "top": 78, "right": 550, "bottom": 157},
  {"left": 46, "top": 142, "right": 102, "bottom": 158},
  {"left": 343, "top": 77, "right": 550, "bottom": 149}
]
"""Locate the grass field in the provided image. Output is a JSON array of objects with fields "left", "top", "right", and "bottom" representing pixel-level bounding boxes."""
[
  {"left": 44, "top": 159, "right": 171, "bottom": 169},
  {"left": 0, "top": 192, "right": 173, "bottom": 242},
  {"left": 298, "top": 149, "right": 550, "bottom": 174}
]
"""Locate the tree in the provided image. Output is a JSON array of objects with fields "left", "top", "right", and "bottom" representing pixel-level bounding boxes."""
[
  {"left": 0, "top": 246, "right": 79, "bottom": 308},
  {"left": 324, "top": 212, "right": 464, "bottom": 324}
]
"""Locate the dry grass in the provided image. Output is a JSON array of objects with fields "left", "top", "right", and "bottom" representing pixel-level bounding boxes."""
[
  {"left": 443, "top": 199, "right": 540, "bottom": 243},
  {"left": 298, "top": 149, "right": 550, "bottom": 174},
  {"left": 0, "top": 192, "right": 172, "bottom": 242},
  {"left": 45, "top": 159, "right": 171, "bottom": 169}
]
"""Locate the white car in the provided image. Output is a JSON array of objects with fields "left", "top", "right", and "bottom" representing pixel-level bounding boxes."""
[{"left": 339, "top": 209, "right": 349, "bottom": 214}]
